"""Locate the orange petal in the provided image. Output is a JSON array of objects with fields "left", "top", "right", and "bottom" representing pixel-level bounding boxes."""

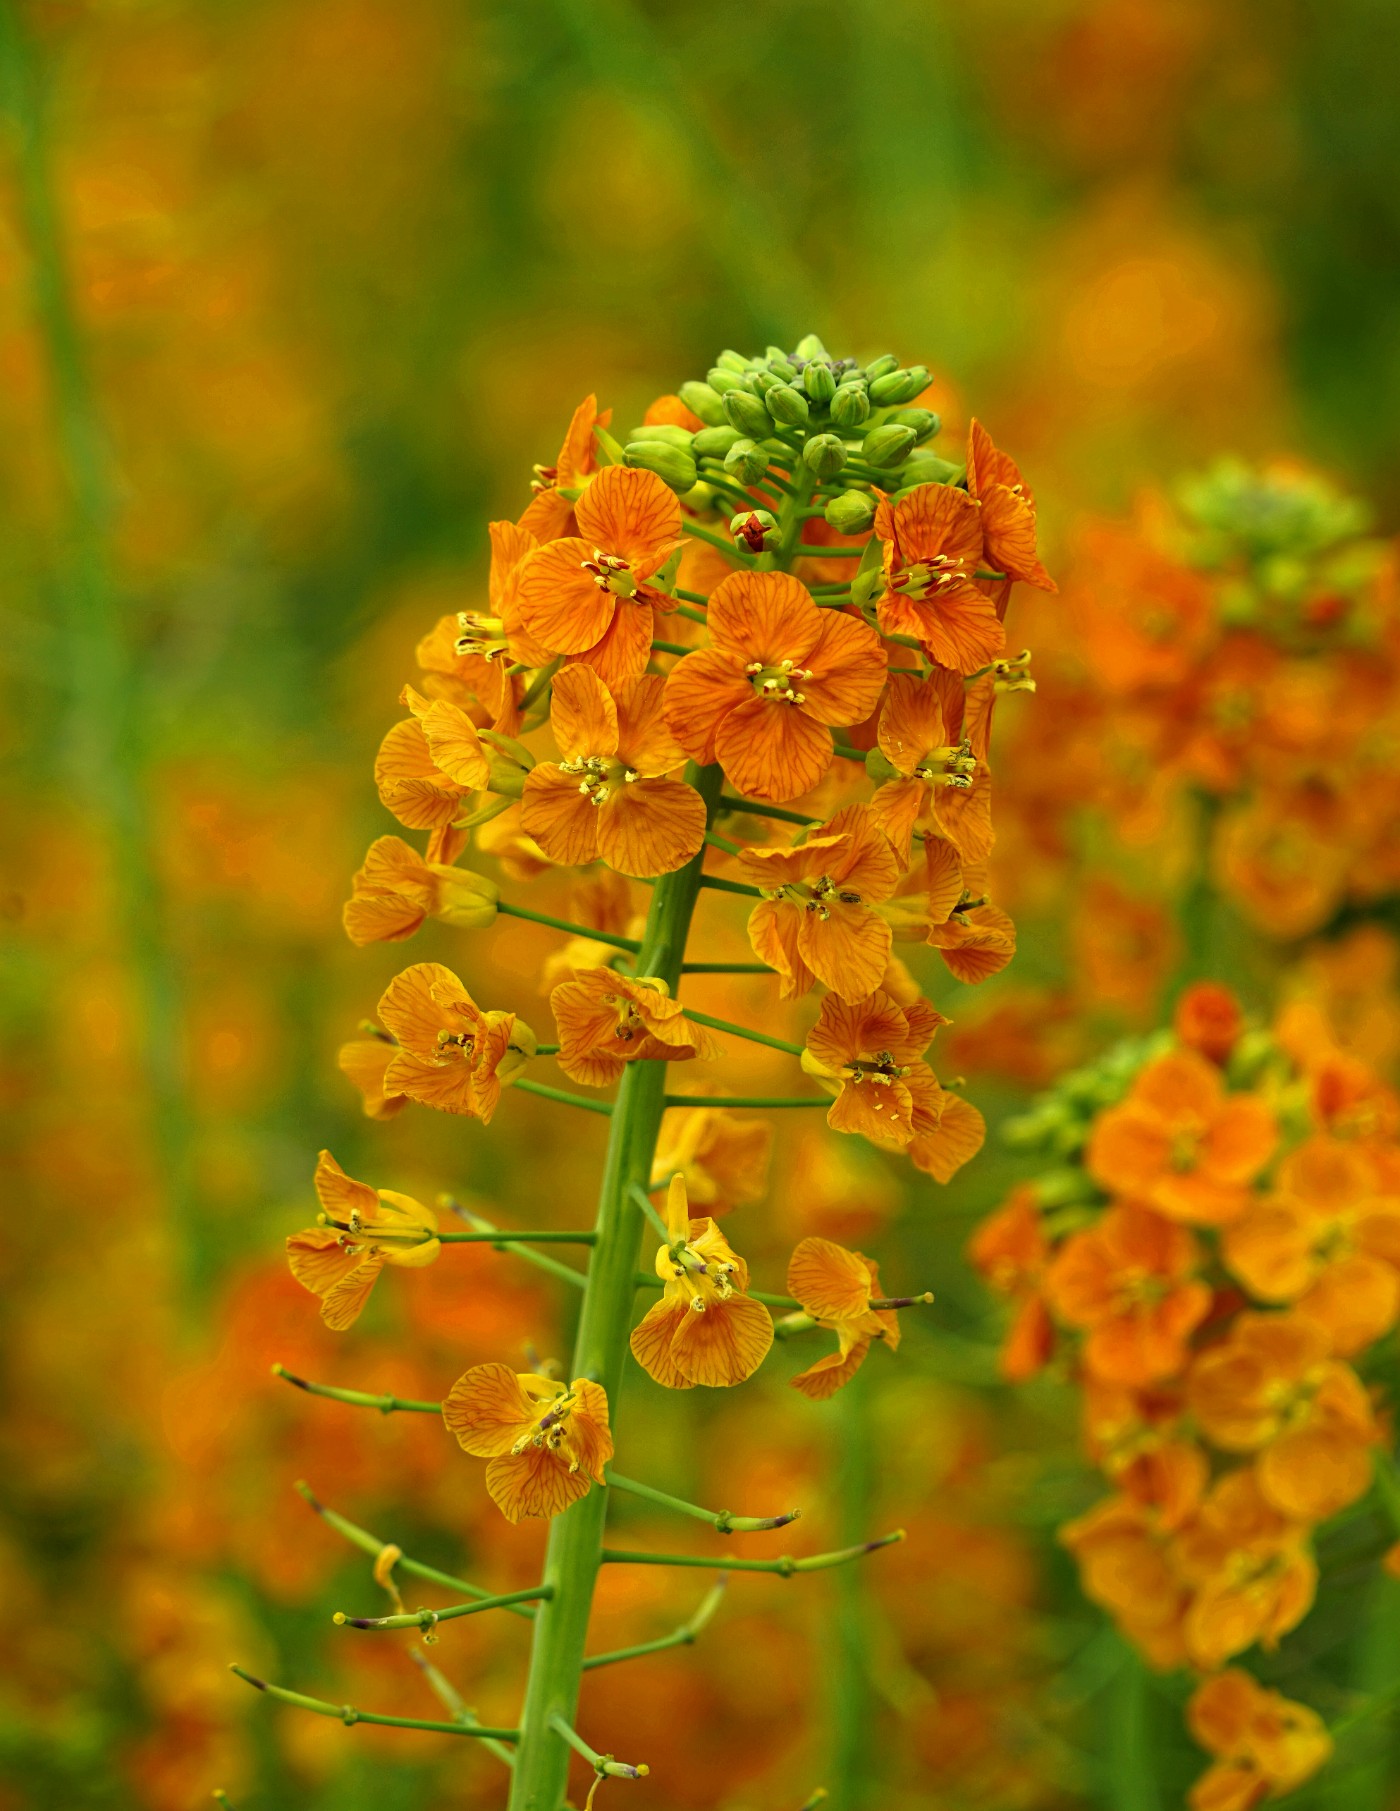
[
  {"left": 787, "top": 1236, "right": 874, "bottom": 1320},
  {"left": 878, "top": 670, "right": 946, "bottom": 772},
  {"left": 521, "top": 766, "right": 602, "bottom": 868},
  {"left": 629, "top": 1296, "right": 695, "bottom": 1390},
  {"left": 910, "top": 1094, "right": 986, "bottom": 1182},
  {"left": 789, "top": 1336, "right": 873, "bottom": 1400},
  {"left": 550, "top": 664, "right": 619, "bottom": 761},
  {"left": 596, "top": 778, "right": 706, "bottom": 878},
  {"left": 801, "top": 609, "right": 888, "bottom": 726},
  {"left": 442, "top": 1363, "right": 537, "bottom": 1457},
  {"left": 318, "top": 1257, "right": 385, "bottom": 1329},
  {"left": 715, "top": 697, "right": 834, "bottom": 803},
  {"left": 517, "top": 539, "right": 616, "bottom": 654},
  {"left": 662, "top": 648, "right": 752, "bottom": 763},
  {"left": 747, "top": 899, "right": 814, "bottom": 999},
  {"left": 378, "top": 961, "right": 472, "bottom": 1056},
  {"left": 670, "top": 1292, "right": 774, "bottom": 1387},
  {"left": 286, "top": 1228, "right": 363, "bottom": 1297},
  {"left": 797, "top": 903, "right": 891, "bottom": 1000},
  {"left": 706, "top": 568, "right": 821, "bottom": 664},
  {"left": 614, "top": 674, "right": 687, "bottom": 773},
  {"left": 485, "top": 1447, "right": 592, "bottom": 1523},
  {"left": 313, "top": 1151, "right": 380, "bottom": 1222},
  {"left": 576, "top": 464, "right": 682, "bottom": 564},
  {"left": 570, "top": 600, "right": 655, "bottom": 688}
]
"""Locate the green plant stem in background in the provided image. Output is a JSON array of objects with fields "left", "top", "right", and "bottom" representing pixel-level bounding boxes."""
[
  {"left": 1106, "top": 1643, "right": 1161, "bottom": 1811},
  {"left": 829, "top": 1359, "right": 877, "bottom": 1811},
  {"left": 228, "top": 1666, "right": 519, "bottom": 1741}
]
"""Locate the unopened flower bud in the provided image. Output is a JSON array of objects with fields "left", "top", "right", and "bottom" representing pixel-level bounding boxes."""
[
  {"left": 723, "top": 437, "right": 772, "bottom": 484},
  {"left": 869, "top": 365, "right": 930, "bottom": 406},
  {"left": 765, "top": 347, "right": 797, "bottom": 382},
  {"left": 706, "top": 366, "right": 743, "bottom": 395},
  {"left": 862, "top": 423, "right": 918, "bottom": 468},
  {"left": 766, "top": 384, "right": 810, "bottom": 428},
  {"left": 628, "top": 422, "right": 694, "bottom": 449},
  {"left": 803, "top": 360, "right": 837, "bottom": 403},
  {"left": 425, "top": 865, "right": 500, "bottom": 930},
  {"left": 723, "top": 390, "right": 775, "bottom": 437},
  {"left": 730, "top": 509, "right": 779, "bottom": 553},
  {"left": 693, "top": 424, "right": 745, "bottom": 459},
  {"left": 824, "top": 489, "right": 875, "bottom": 534},
  {"left": 624, "top": 441, "right": 699, "bottom": 493},
  {"left": 851, "top": 564, "right": 884, "bottom": 609},
  {"left": 897, "top": 453, "right": 960, "bottom": 489},
  {"left": 714, "top": 349, "right": 749, "bottom": 374},
  {"left": 830, "top": 384, "right": 870, "bottom": 429},
  {"left": 890, "top": 407, "right": 941, "bottom": 442},
  {"left": 794, "top": 332, "right": 830, "bottom": 361},
  {"left": 679, "top": 380, "right": 727, "bottom": 427},
  {"left": 864, "top": 352, "right": 900, "bottom": 380},
  {"left": 803, "top": 433, "right": 847, "bottom": 479},
  {"left": 748, "top": 369, "right": 784, "bottom": 395}
]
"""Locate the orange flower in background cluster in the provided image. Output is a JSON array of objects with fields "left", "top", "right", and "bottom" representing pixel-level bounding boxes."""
[
  {"left": 892, "top": 836, "right": 1018, "bottom": 984},
  {"left": 374, "top": 684, "right": 490, "bottom": 846},
  {"left": 630, "top": 1176, "right": 773, "bottom": 1389},
  {"left": 663, "top": 570, "right": 886, "bottom": 801},
  {"left": 968, "top": 1186, "right": 1054, "bottom": 1381},
  {"left": 377, "top": 961, "right": 535, "bottom": 1120},
  {"left": 785, "top": 1236, "right": 904, "bottom": 1399},
  {"left": 650, "top": 1105, "right": 772, "bottom": 1215},
  {"left": 521, "top": 666, "right": 706, "bottom": 877},
  {"left": 551, "top": 968, "right": 716, "bottom": 1087},
  {"left": 517, "top": 465, "right": 682, "bottom": 684},
  {"left": 286, "top": 1152, "right": 439, "bottom": 1329},
  {"left": 1186, "top": 1670, "right": 1332, "bottom": 1811},
  {"left": 442, "top": 1362, "right": 613, "bottom": 1523}
]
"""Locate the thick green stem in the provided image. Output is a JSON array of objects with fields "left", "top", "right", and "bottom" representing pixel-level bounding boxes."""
[{"left": 507, "top": 763, "right": 724, "bottom": 1811}]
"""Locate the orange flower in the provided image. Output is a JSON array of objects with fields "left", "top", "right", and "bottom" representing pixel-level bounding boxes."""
[
  {"left": 517, "top": 465, "right": 682, "bottom": 685},
  {"left": 889, "top": 837, "right": 1017, "bottom": 984},
  {"left": 337, "top": 1031, "right": 408, "bottom": 1120},
  {"left": 965, "top": 420, "right": 1056, "bottom": 593},
  {"left": 1044, "top": 1204, "right": 1211, "bottom": 1387},
  {"left": 1185, "top": 1670, "right": 1331, "bottom": 1811},
  {"left": 802, "top": 989, "right": 945, "bottom": 1149},
  {"left": 445, "top": 520, "right": 554, "bottom": 697},
  {"left": 1082, "top": 1384, "right": 1208, "bottom": 1530},
  {"left": 661, "top": 571, "right": 886, "bottom": 802},
  {"left": 442, "top": 1362, "right": 613, "bottom": 1523},
  {"left": 520, "top": 667, "right": 705, "bottom": 878},
  {"left": 518, "top": 393, "right": 611, "bottom": 543},
  {"left": 1186, "top": 1313, "right": 1378, "bottom": 1523},
  {"left": 1172, "top": 1468, "right": 1317, "bottom": 1669},
  {"left": 1222, "top": 1136, "right": 1400, "bottom": 1356},
  {"left": 869, "top": 670, "right": 994, "bottom": 864},
  {"left": 1060, "top": 1494, "right": 1189, "bottom": 1671},
  {"left": 342, "top": 836, "right": 499, "bottom": 945},
  {"left": 377, "top": 962, "right": 535, "bottom": 1121},
  {"left": 551, "top": 968, "right": 717, "bottom": 1088},
  {"left": 872, "top": 483, "right": 1005, "bottom": 674},
  {"left": 374, "top": 688, "right": 490, "bottom": 838},
  {"left": 740, "top": 804, "right": 902, "bottom": 1001},
  {"left": 1175, "top": 982, "right": 1245, "bottom": 1067},
  {"left": 629, "top": 1175, "right": 773, "bottom": 1388},
  {"left": 785, "top": 1236, "right": 903, "bottom": 1399},
  {"left": 1087, "top": 1050, "right": 1277, "bottom": 1225},
  {"left": 286, "top": 1152, "right": 440, "bottom": 1329},
  {"left": 968, "top": 1186, "right": 1055, "bottom": 1381},
  {"left": 650, "top": 1105, "right": 772, "bottom": 1215}
]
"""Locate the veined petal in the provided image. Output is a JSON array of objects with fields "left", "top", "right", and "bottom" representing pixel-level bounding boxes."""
[
  {"left": 485, "top": 1448, "right": 592, "bottom": 1523},
  {"left": 662, "top": 648, "right": 752, "bottom": 763},
  {"left": 443, "top": 1363, "right": 539, "bottom": 1457},
  {"left": 417, "top": 697, "right": 492, "bottom": 788},
  {"left": 671, "top": 1293, "right": 774, "bottom": 1387},
  {"left": 877, "top": 672, "right": 946, "bottom": 773},
  {"left": 550, "top": 664, "right": 619, "bottom": 761},
  {"left": 787, "top": 1236, "right": 875, "bottom": 1321},
  {"left": 715, "top": 697, "right": 834, "bottom": 803},
  {"left": 596, "top": 778, "right": 706, "bottom": 878},
  {"left": 801, "top": 609, "right": 887, "bottom": 725},
  {"left": 286, "top": 1228, "right": 365, "bottom": 1296},
  {"left": 614, "top": 675, "right": 687, "bottom": 774},
  {"left": 318, "top": 1257, "right": 386, "bottom": 1329},
  {"left": 746, "top": 898, "right": 814, "bottom": 999},
  {"left": 869, "top": 776, "right": 925, "bottom": 866},
  {"left": 313, "top": 1151, "right": 380, "bottom": 1223},
  {"left": 797, "top": 904, "right": 891, "bottom": 1001},
  {"left": 576, "top": 464, "right": 682, "bottom": 564},
  {"left": 521, "top": 766, "right": 603, "bottom": 868},
  {"left": 706, "top": 569, "right": 822, "bottom": 664},
  {"left": 518, "top": 539, "right": 617, "bottom": 654},
  {"left": 571, "top": 600, "right": 655, "bottom": 688},
  {"left": 910, "top": 1093, "right": 986, "bottom": 1182},
  {"left": 343, "top": 890, "right": 430, "bottom": 946},
  {"left": 789, "top": 1336, "right": 874, "bottom": 1401},
  {"left": 630, "top": 1296, "right": 695, "bottom": 1390},
  {"left": 384, "top": 1050, "right": 481, "bottom": 1117},
  {"left": 378, "top": 961, "right": 475, "bottom": 1057}
]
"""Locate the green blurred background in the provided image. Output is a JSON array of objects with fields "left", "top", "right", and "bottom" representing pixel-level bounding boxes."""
[{"left": 4, "top": 1, "right": 1400, "bottom": 1807}]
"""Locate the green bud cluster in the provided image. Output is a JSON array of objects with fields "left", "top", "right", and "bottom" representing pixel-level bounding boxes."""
[
  {"left": 621, "top": 333, "right": 959, "bottom": 549},
  {"left": 1000, "top": 1030, "right": 1174, "bottom": 1165}
]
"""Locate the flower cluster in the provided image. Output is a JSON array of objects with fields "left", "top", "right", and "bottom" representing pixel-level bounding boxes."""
[
  {"left": 1001, "top": 460, "right": 1400, "bottom": 943},
  {"left": 972, "top": 982, "right": 1399, "bottom": 1807}
]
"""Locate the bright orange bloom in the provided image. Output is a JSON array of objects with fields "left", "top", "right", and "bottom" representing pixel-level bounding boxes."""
[
  {"left": 1060, "top": 1493, "right": 1189, "bottom": 1671},
  {"left": 520, "top": 666, "right": 705, "bottom": 877},
  {"left": 785, "top": 1236, "right": 902, "bottom": 1399},
  {"left": 873, "top": 483, "right": 1005, "bottom": 674},
  {"left": 740, "top": 804, "right": 902, "bottom": 1001},
  {"left": 442, "top": 1363, "right": 613, "bottom": 1523},
  {"left": 1045, "top": 1205, "right": 1211, "bottom": 1387},
  {"left": 1172, "top": 1468, "right": 1317, "bottom": 1669},
  {"left": 908, "top": 1089, "right": 987, "bottom": 1182},
  {"left": 1175, "top": 982, "right": 1245, "bottom": 1068},
  {"left": 1185, "top": 1670, "right": 1332, "bottom": 1811},
  {"left": 1082, "top": 1384, "right": 1208, "bottom": 1530},
  {"left": 968, "top": 1186, "right": 1055, "bottom": 1381},
  {"left": 629, "top": 1175, "right": 773, "bottom": 1388},
  {"left": 1087, "top": 1050, "right": 1277, "bottom": 1225},
  {"left": 447, "top": 521, "right": 554, "bottom": 694},
  {"left": 802, "top": 989, "right": 945, "bottom": 1150},
  {"left": 374, "top": 685, "right": 491, "bottom": 837},
  {"left": 518, "top": 393, "right": 611, "bottom": 542},
  {"left": 286, "top": 1152, "right": 439, "bottom": 1330},
  {"left": 965, "top": 419, "right": 1056, "bottom": 593},
  {"left": 377, "top": 962, "right": 535, "bottom": 1121},
  {"left": 869, "top": 670, "right": 994, "bottom": 864},
  {"left": 889, "top": 837, "right": 1017, "bottom": 984},
  {"left": 1222, "top": 1136, "right": 1400, "bottom": 1356},
  {"left": 1187, "top": 1313, "right": 1377, "bottom": 1522},
  {"left": 551, "top": 968, "right": 717, "bottom": 1088},
  {"left": 517, "top": 465, "right": 682, "bottom": 685},
  {"left": 650, "top": 1104, "right": 772, "bottom": 1215},
  {"left": 661, "top": 570, "right": 886, "bottom": 802},
  {"left": 337, "top": 1031, "right": 408, "bottom": 1119},
  {"left": 342, "top": 836, "right": 499, "bottom": 945}
]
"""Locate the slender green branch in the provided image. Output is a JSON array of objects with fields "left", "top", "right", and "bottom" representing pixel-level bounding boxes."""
[
  {"left": 673, "top": 603, "right": 710, "bottom": 626},
  {"left": 663, "top": 1093, "right": 825, "bottom": 1110},
  {"left": 334, "top": 1586, "right": 551, "bottom": 1631},
  {"left": 684, "top": 522, "right": 753, "bottom": 564},
  {"left": 698, "top": 873, "right": 763, "bottom": 898},
  {"left": 497, "top": 899, "right": 640, "bottom": 951},
  {"left": 652, "top": 639, "right": 690, "bottom": 656},
  {"left": 437, "top": 1229, "right": 597, "bottom": 1245},
  {"left": 672, "top": 588, "right": 709, "bottom": 605},
  {"left": 831, "top": 743, "right": 869, "bottom": 762},
  {"left": 442, "top": 1199, "right": 589, "bottom": 1290},
  {"left": 704, "top": 829, "right": 743, "bottom": 856},
  {"left": 548, "top": 1714, "right": 648, "bottom": 1780},
  {"left": 680, "top": 961, "right": 772, "bottom": 974},
  {"left": 230, "top": 1666, "right": 519, "bottom": 1740},
  {"left": 514, "top": 1079, "right": 614, "bottom": 1117},
  {"left": 408, "top": 1649, "right": 516, "bottom": 1768},
  {"left": 519, "top": 656, "right": 563, "bottom": 713},
  {"left": 583, "top": 1578, "right": 728, "bottom": 1672},
  {"left": 274, "top": 1365, "right": 438, "bottom": 1415},
  {"left": 293, "top": 1480, "right": 537, "bottom": 1620},
  {"left": 720, "top": 795, "right": 822, "bottom": 827},
  {"left": 600, "top": 1531, "right": 906, "bottom": 1574},
  {"left": 607, "top": 1470, "right": 800, "bottom": 1533},
  {"left": 680, "top": 1005, "right": 803, "bottom": 1056}
]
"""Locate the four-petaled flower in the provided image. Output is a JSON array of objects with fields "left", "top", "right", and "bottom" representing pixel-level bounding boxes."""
[
  {"left": 521, "top": 666, "right": 706, "bottom": 877},
  {"left": 873, "top": 484, "right": 1005, "bottom": 674},
  {"left": 663, "top": 570, "right": 887, "bottom": 802},
  {"left": 286, "top": 1151, "right": 440, "bottom": 1329},
  {"left": 870, "top": 670, "right": 994, "bottom": 865},
  {"left": 378, "top": 961, "right": 535, "bottom": 1120},
  {"left": 629, "top": 1175, "right": 774, "bottom": 1389},
  {"left": 551, "top": 968, "right": 717, "bottom": 1088},
  {"left": 443, "top": 1363, "right": 613, "bottom": 1523},
  {"left": 802, "top": 989, "right": 946, "bottom": 1149},
  {"left": 343, "top": 836, "right": 499, "bottom": 945},
  {"left": 785, "top": 1236, "right": 901, "bottom": 1400}
]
